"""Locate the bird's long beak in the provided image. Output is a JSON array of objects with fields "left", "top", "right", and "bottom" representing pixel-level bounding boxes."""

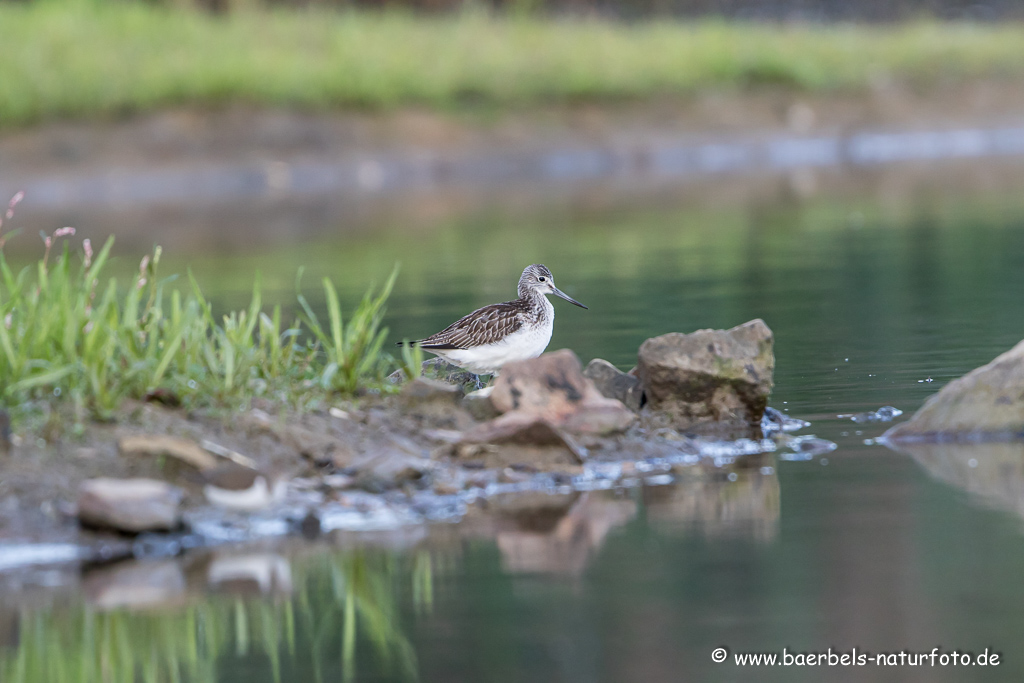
[{"left": 551, "top": 286, "right": 588, "bottom": 309}]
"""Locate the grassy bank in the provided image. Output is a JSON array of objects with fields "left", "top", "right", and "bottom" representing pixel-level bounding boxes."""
[
  {"left": 0, "top": 204, "right": 420, "bottom": 421},
  {"left": 4, "top": 2, "right": 1024, "bottom": 125}
]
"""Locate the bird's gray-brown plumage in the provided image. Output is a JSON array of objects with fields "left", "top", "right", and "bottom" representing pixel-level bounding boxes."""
[{"left": 413, "top": 298, "right": 536, "bottom": 350}]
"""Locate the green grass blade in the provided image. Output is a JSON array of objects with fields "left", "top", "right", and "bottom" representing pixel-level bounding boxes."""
[{"left": 7, "top": 365, "right": 76, "bottom": 394}]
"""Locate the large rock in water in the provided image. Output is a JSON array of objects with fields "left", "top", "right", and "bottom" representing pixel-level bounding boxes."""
[
  {"left": 636, "top": 319, "right": 774, "bottom": 432},
  {"left": 885, "top": 338, "right": 1024, "bottom": 441}
]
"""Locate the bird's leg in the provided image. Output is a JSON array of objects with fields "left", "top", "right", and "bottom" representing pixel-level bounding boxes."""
[{"left": 473, "top": 374, "right": 484, "bottom": 391}]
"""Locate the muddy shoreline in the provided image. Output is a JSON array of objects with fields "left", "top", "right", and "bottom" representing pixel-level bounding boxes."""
[{"left": 0, "top": 322, "right": 828, "bottom": 583}]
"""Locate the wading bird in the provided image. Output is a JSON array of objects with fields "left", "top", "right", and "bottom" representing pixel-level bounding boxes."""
[{"left": 400, "top": 264, "right": 587, "bottom": 381}]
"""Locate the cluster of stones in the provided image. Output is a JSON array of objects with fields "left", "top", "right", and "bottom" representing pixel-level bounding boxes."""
[
  {"left": 404, "top": 318, "right": 775, "bottom": 468},
  {"left": 74, "top": 319, "right": 776, "bottom": 535}
]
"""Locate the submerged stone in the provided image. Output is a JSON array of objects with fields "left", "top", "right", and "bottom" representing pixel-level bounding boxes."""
[
  {"left": 885, "top": 338, "right": 1024, "bottom": 441},
  {"left": 636, "top": 319, "right": 774, "bottom": 433},
  {"left": 761, "top": 407, "right": 810, "bottom": 434},
  {"left": 847, "top": 406, "right": 903, "bottom": 423}
]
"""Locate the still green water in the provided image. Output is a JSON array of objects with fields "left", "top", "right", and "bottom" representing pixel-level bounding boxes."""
[{"left": 7, "top": 180, "right": 1024, "bottom": 682}]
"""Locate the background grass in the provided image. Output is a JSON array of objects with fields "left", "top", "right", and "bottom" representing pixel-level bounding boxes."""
[{"left": 4, "top": 2, "right": 1024, "bottom": 126}]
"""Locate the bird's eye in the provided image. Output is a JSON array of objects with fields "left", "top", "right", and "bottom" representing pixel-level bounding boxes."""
[{"left": 539, "top": 276, "right": 546, "bottom": 282}]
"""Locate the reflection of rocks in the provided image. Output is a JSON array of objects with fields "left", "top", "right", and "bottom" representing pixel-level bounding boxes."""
[
  {"left": 894, "top": 442, "right": 1024, "bottom": 521},
  {"left": 636, "top": 319, "right": 774, "bottom": 435},
  {"left": 642, "top": 464, "right": 780, "bottom": 542},
  {"left": 492, "top": 491, "right": 637, "bottom": 575},
  {"left": 886, "top": 338, "right": 1024, "bottom": 440},
  {"left": 206, "top": 553, "right": 293, "bottom": 597},
  {"left": 79, "top": 548, "right": 295, "bottom": 611},
  {"left": 83, "top": 559, "right": 187, "bottom": 610}
]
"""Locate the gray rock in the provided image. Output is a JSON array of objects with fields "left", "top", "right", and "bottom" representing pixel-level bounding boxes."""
[
  {"left": 885, "top": 338, "right": 1024, "bottom": 441},
  {"left": 422, "top": 358, "right": 481, "bottom": 388},
  {"left": 77, "top": 478, "right": 183, "bottom": 533},
  {"left": 388, "top": 358, "right": 481, "bottom": 388},
  {"left": 583, "top": 358, "right": 643, "bottom": 411},
  {"left": 636, "top": 319, "right": 774, "bottom": 432}
]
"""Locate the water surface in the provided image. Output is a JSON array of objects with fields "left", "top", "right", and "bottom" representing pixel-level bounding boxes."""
[{"left": 6, "top": 167, "right": 1024, "bottom": 682}]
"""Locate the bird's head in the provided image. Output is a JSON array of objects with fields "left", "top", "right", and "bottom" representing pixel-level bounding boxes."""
[{"left": 518, "top": 264, "right": 587, "bottom": 308}]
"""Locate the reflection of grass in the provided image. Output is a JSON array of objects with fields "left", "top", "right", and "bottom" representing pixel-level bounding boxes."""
[
  {"left": 0, "top": 549, "right": 431, "bottom": 683},
  {"left": 5, "top": 3, "right": 1024, "bottom": 125},
  {"left": 0, "top": 221, "right": 398, "bottom": 419}
]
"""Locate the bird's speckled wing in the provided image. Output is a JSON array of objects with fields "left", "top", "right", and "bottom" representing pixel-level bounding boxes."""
[{"left": 415, "top": 301, "right": 525, "bottom": 349}]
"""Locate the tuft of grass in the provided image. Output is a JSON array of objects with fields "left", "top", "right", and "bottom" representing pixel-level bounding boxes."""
[
  {"left": 296, "top": 268, "right": 397, "bottom": 394},
  {"left": 4, "top": 3, "right": 1024, "bottom": 125},
  {"left": 0, "top": 205, "right": 403, "bottom": 421}
]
